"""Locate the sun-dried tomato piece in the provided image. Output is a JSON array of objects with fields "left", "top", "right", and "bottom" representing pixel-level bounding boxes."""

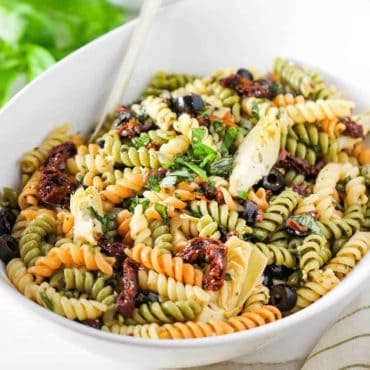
[
  {"left": 278, "top": 149, "right": 324, "bottom": 177},
  {"left": 340, "top": 117, "right": 364, "bottom": 138},
  {"left": 117, "top": 258, "right": 139, "bottom": 318},
  {"left": 42, "top": 142, "right": 76, "bottom": 171},
  {"left": 286, "top": 217, "right": 309, "bottom": 236},
  {"left": 289, "top": 183, "right": 313, "bottom": 197},
  {"left": 118, "top": 117, "right": 153, "bottom": 138},
  {"left": 81, "top": 319, "right": 102, "bottom": 330},
  {"left": 98, "top": 236, "right": 127, "bottom": 262},
  {"left": 180, "top": 237, "right": 227, "bottom": 291},
  {"left": 220, "top": 74, "right": 271, "bottom": 98},
  {"left": 39, "top": 168, "right": 74, "bottom": 208}
]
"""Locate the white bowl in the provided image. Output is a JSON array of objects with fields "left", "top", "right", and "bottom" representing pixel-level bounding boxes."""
[{"left": 1, "top": 0, "right": 370, "bottom": 368}]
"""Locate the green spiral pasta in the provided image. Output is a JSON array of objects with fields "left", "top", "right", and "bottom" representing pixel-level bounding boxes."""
[
  {"left": 190, "top": 200, "right": 252, "bottom": 236},
  {"left": 49, "top": 268, "right": 117, "bottom": 305},
  {"left": 363, "top": 200, "right": 370, "bottom": 229},
  {"left": 297, "top": 234, "right": 331, "bottom": 277},
  {"left": 146, "top": 129, "right": 176, "bottom": 145},
  {"left": 19, "top": 214, "right": 56, "bottom": 267},
  {"left": 210, "top": 82, "right": 241, "bottom": 122},
  {"left": 103, "top": 130, "right": 160, "bottom": 168},
  {"left": 283, "top": 137, "right": 318, "bottom": 165},
  {"left": 318, "top": 205, "right": 364, "bottom": 241},
  {"left": 142, "top": 72, "right": 198, "bottom": 97},
  {"left": 306, "top": 69, "right": 339, "bottom": 100},
  {"left": 196, "top": 215, "right": 221, "bottom": 239},
  {"left": 102, "top": 323, "right": 160, "bottom": 338},
  {"left": 149, "top": 219, "right": 173, "bottom": 254},
  {"left": 35, "top": 282, "right": 107, "bottom": 320},
  {"left": 255, "top": 242, "right": 296, "bottom": 268},
  {"left": 285, "top": 123, "right": 339, "bottom": 162},
  {"left": 126, "top": 300, "right": 202, "bottom": 325},
  {"left": 253, "top": 189, "right": 301, "bottom": 241},
  {"left": 273, "top": 57, "right": 313, "bottom": 97},
  {"left": 284, "top": 170, "right": 306, "bottom": 185}
]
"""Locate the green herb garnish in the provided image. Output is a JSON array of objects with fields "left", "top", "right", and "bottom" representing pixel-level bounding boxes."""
[
  {"left": 175, "top": 156, "right": 208, "bottom": 180},
  {"left": 208, "top": 157, "right": 233, "bottom": 176},
  {"left": 132, "top": 133, "right": 151, "bottom": 149},
  {"left": 237, "top": 190, "right": 249, "bottom": 199},
  {"left": 221, "top": 127, "right": 238, "bottom": 155},
  {"left": 224, "top": 273, "right": 232, "bottom": 281},
  {"left": 147, "top": 173, "right": 161, "bottom": 192},
  {"left": 289, "top": 215, "right": 323, "bottom": 235},
  {"left": 190, "top": 128, "right": 217, "bottom": 167}
]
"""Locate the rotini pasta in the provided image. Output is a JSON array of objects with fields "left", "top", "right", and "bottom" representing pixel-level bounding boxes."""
[{"left": 4, "top": 59, "right": 370, "bottom": 340}]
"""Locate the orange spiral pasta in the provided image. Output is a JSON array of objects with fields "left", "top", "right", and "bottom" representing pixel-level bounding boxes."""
[
  {"left": 56, "top": 211, "right": 74, "bottom": 238},
  {"left": 28, "top": 242, "right": 116, "bottom": 281},
  {"left": 101, "top": 172, "right": 145, "bottom": 205},
  {"left": 248, "top": 188, "right": 269, "bottom": 211},
  {"left": 18, "top": 170, "right": 41, "bottom": 209},
  {"left": 320, "top": 118, "right": 346, "bottom": 138},
  {"left": 125, "top": 244, "right": 203, "bottom": 287},
  {"left": 158, "top": 306, "right": 281, "bottom": 339},
  {"left": 116, "top": 209, "right": 133, "bottom": 244}
]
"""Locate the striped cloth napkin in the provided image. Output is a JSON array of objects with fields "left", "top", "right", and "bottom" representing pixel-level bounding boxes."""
[{"left": 185, "top": 285, "right": 370, "bottom": 370}]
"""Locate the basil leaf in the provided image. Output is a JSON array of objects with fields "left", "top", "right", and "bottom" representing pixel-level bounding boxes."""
[
  {"left": 289, "top": 215, "right": 322, "bottom": 235},
  {"left": 221, "top": 127, "right": 238, "bottom": 155},
  {"left": 147, "top": 173, "right": 161, "bottom": 192},
  {"left": 224, "top": 273, "right": 232, "bottom": 281},
  {"left": 132, "top": 133, "right": 151, "bottom": 149},
  {"left": 175, "top": 156, "right": 208, "bottom": 180},
  {"left": 208, "top": 157, "right": 233, "bottom": 176},
  {"left": 191, "top": 128, "right": 206, "bottom": 144}
]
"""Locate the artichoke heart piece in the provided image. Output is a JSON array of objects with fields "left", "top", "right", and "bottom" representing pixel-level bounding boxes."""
[
  {"left": 229, "top": 117, "right": 281, "bottom": 196},
  {"left": 70, "top": 186, "right": 103, "bottom": 244}
]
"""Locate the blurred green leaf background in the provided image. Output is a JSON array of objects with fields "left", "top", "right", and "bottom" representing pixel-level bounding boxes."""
[{"left": 0, "top": 0, "right": 133, "bottom": 107}]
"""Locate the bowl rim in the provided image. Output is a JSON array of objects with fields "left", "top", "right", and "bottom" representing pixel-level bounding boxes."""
[{"left": 1, "top": 0, "right": 369, "bottom": 348}]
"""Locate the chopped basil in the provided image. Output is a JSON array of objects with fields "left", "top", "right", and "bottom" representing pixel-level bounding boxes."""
[
  {"left": 237, "top": 190, "right": 249, "bottom": 199},
  {"left": 122, "top": 196, "right": 150, "bottom": 212},
  {"left": 221, "top": 127, "right": 238, "bottom": 155},
  {"left": 191, "top": 128, "right": 206, "bottom": 143},
  {"left": 288, "top": 215, "right": 322, "bottom": 235},
  {"left": 147, "top": 173, "right": 161, "bottom": 192},
  {"left": 209, "top": 157, "right": 233, "bottom": 176},
  {"left": 87, "top": 206, "right": 119, "bottom": 234},
  {"left": 155, "top": 203, "right": 168, "bottom": 222},
  {"left": 270, "top": 81, "right": 285, "bottom": 99},
  {"left": 224, "top": 273, "right": 232, "bottom": 281},
  {"left": 40, "top": 291, "right": 54, "bottom": 311},
  {"left": 132, "top": 133, "right": 151, "bottom": 148},
  {"left": 175, "top": 156, "right": 208, "bottom": 180}
]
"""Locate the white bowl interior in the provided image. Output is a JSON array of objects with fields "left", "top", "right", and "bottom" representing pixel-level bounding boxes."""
[{"left": 1, "top": 0, "right": 370, "bottom": 367}]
